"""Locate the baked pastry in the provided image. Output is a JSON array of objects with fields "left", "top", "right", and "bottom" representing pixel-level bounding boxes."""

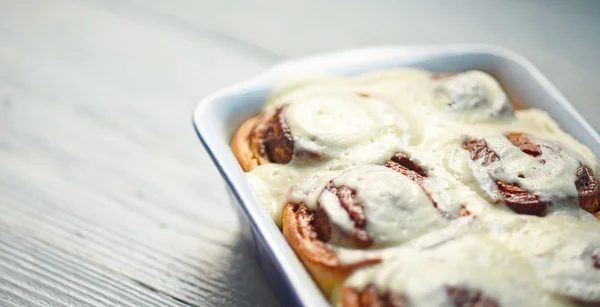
[
  {"left": 463, "top": 132, "right": 600, "bottom": 216},
  {"left": 282, "top": 160, "right": 448, "bottom": 295},
  {"left": 232, "top": 90, "right": 407, "bottom": 172},
  {"left": 337, "top": 234, "right": 578, "bottom": 307},
  {"left": 232, "top": 68, "right": 600, "bottom": 306},
  {"left": 431, "top": 70, "right": 514, "bottom": 121}
]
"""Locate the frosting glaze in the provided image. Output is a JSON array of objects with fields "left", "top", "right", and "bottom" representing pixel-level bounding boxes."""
[
  {"left": 238, "top": 68, "right": 600, "bottom": 305},
  {"left": 343, "top": 234, "right": 574, "bottom": 307},
  {"left": 283, "top": 92, "right": 408, "bottom": 162},
  {"left": 468, "top": 134, "right": 583, "bottom": 204},
  {"left": 318, "top": 165, "right": 445, "bottom": 247},
  {"left": 433, "top": 70, "right": 514, "bottom": 122},
  {"left": 485, "top": 211, "right": 600, "bottom": 302}
]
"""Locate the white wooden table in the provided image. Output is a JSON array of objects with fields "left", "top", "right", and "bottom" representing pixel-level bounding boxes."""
[{"left": 1, "top": 1, "right": 599, "bottom": 306}]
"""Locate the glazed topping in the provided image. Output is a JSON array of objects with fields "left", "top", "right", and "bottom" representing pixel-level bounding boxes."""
[
  {"left": 344, "top": 235, "right": 550, "bottom": 307},
  {"left": 240, "top": 68, "right": 600, "bottom": 305},
  {"left": 433, "top": 70, "right": 514, "bottom": 122},
  {"left": 466, "top": 133, "right": 585, "bottom": 207},
  {"left": 283, "top": 92, "right": 407, "bottom": 163},
  {"left": 292, "top": 165, "right": 446, "bottom": 247},
  {"left": 246, "top": 164, "right": 311, "bottom": 226},
  {"left": 322, "top": 165, "right": 445, "bottom": 247},
  {"left": 384, "top": 152, "right": 469, "bottom": 218},
  {"left": 488, "top": 213, "right": 600, "bottom": 303},
  {"left": 288, "top": 170, "right": 340, "bottom": 209},
  {"left": 535, "top": 241, "right": 600, "bottom": 302}
]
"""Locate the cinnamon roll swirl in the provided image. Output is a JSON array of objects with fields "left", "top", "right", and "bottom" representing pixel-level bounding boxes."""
[
  {"left": 232, "top": 91, "right": 407, "bottom": 172},
  {"left": 283, "top": 162, "right": 447, "bottom": 295},
  {"left": 463, "top": 132, "right": 600, "bottom": 217}
]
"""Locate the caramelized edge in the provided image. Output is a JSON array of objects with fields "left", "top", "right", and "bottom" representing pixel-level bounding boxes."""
[
  {"left": 282, "top": 203, "right": 381, "bottom": 297},
  {"left": 231, "top": 116, "right": 261, "bottom": 172}
]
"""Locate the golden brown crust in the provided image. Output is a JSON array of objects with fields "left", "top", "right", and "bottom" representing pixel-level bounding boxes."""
[
  {"left": 250, "top": 106, "right": 295, "bottom": 164},
  {"left": 231, "top": 106, "right": 295, "bottom": 172},
  {"left": 231, "top": 116, "right": 261, "bottom": 172},
  {"left": 282, "top": 203, "right": 380, "bottom": 297},
  {"left": 340, "top": 286, "right": 362, "bottom": 307}
]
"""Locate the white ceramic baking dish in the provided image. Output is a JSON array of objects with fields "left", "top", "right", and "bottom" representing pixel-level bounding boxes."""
[{"left": 192, "top": 44, "right": 600, "bottom": 306}]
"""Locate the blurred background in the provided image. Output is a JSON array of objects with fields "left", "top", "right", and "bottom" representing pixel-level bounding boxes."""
[{"left": 1, "top": 1, "right": 599, "bottom": 306}]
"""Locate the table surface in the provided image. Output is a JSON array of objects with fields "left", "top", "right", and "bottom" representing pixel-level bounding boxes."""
[{"left": 1, "top": 1, "right": 599, "bottom": 306}]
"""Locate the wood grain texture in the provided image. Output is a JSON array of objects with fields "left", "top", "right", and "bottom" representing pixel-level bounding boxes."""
[
  {"left": 0, "top": 0, "right": 599, "bottom": 306},
  {"left": 0, "top": 229, "right": 185, "bottom": 307},
  {"left": 0, "top": 0, "right": 278, "bottom": 306}
]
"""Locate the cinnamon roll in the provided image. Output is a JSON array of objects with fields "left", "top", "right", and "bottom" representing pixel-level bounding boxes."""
[
  {"left": 337, "top": 234, "right": 567, "bottom": 307},
  {"left": 462, "top": 132, "right": 600, "bottom": 217},
  {"left": 232, "top": 91, "right": 407, "bottom": 172},
  {"left": 431, "top": 70, "right": 514, "bottom": 122},
  {"left": 230, "top": 68, "right": 600, "bottom": 305},
  {"left": 232, "top": 106, "right": 294, "bottom": 172},
  {"left": 283, "top": 162, "right": 447, "bottom": 295},
  {"left": 486, "top": 212, "right": 600, "bottom": 305}
]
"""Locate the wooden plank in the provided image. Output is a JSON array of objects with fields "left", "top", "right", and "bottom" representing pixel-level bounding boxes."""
[
  {"left": 0, "top": 0, "right": 279, "bottom": 306},
  {"left": 0, "top": 229, "right": 186, "bottom": 307},
  {"left": 113, "top": 0, "right": 600, "bottom": 130}
]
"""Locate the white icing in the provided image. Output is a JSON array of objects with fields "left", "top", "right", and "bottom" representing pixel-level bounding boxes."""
[
  {"left": 284, "top": 92, "right": 408, "bottom": 163},
  {"left": 537, "top": 241, "right": 600, "bottom": 301},
  {"left": 345, "top": 234, "right": 568, "bottom": 307},
  {"left": 486, "top": 212, "right": 600, "bottom": 302},
  {"left": 246, "top": 162, "right": 322, "bottom": 226},
  {"left": 287, "top": 170, "right": 339, "bottom": 209},
  {"left": 433, "top": 70, "right": 514, "bottom": 122},
  {"left": 245, "top": 164, "right": 303, "bottom": 227},
  {"left": 327, "top": 218, "right": 475, "bottom": 266},
  {"left": 319, "top": 165, "right": 446, "bottom": 246},
  {"left": 469, "top": 134, "right": 582, "bottom": 204},
  {"left": 240, "top": 68, "right": 600, "bottom": 305}
]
